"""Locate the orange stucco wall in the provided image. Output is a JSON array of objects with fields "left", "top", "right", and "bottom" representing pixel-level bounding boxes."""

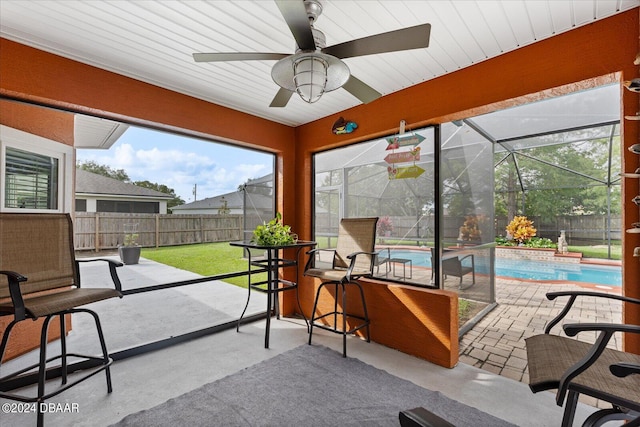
[
  {"left": 0, "top": 100, "right": 75, "bottom": 146},
  {"left": 297, "top": 278, "right": 459, "bottom": 368},
  {"left": 0, "top": 315, "right": 69, "bottom": 362},
  {"left": 0, "top": 7, "right": 638, "bottom": 363}
]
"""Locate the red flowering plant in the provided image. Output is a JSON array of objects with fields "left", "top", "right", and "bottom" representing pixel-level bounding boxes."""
[{"left": 377, "top": 216, "right": 394, "bottom": 236}]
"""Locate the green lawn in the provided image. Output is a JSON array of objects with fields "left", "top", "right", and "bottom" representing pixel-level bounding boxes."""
[
  {"left": 140, "top": 242, "right": 621, "bottom": 292},
  {"left": 568, "top": 245, "right": 621, "bottom": 260},
  {"left": 141, "top": 242, "right": 264, "bottom": 288}
]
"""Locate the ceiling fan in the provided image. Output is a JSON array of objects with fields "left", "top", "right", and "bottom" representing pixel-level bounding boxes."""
[{"left": 193, "top": 0, "right": 431, "bottom": 107}]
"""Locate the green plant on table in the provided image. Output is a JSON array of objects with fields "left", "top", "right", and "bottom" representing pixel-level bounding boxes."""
[{"left": 252, "top": 213, "right": 297, "bottom": 246}]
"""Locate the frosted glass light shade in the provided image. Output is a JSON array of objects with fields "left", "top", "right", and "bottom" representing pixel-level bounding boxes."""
[
  {"left": 293, "top": 55, "right": 328, "bottom": 103},
  {"left": 272, "top": 51, "right": 350, "bottom": 103}
]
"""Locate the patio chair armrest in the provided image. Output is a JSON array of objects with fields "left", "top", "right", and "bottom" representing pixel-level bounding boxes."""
[
  {"left": 610, "top": 362, "right": 640, "bottom": 378},
  {"left": 0, "top": 270, "right": 28, "bottom": 283},
  {"left": 544, "top": 291, "right": 640, "bottom": 334},
  {"left": 556, "top": 323, "right": 640, "bottom": 406},
  {"left": 563, "top": 322, "right": 640, "bottom": 337},
  {"left": 345, "top": 251, "right": 379, "bottom": 280},
  {"left": 76, "top": 258, "right": 124, "bottom": 293},
  {"left": 0, "top": 270, "right": 28, "bottom": 320},
  {"left": 458, "top": 253, "right": 475, "bottom": 266},
  {"left": 304, "top": 248, "right": 336, "bottom": 271}
]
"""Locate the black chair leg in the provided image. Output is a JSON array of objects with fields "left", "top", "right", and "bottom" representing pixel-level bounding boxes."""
[
  {"left": 308, "top": 282, "right": 326, "bottom": 346},
  {"left": 341, "top": 282, "right": 347, "bottom": 357},
  {"left": 308, "top": 279, "right": 370, "bottom": 357},
  {"left": 353, "top": 281, "right": 371, "bottom": 343},
  {"left": 561, "top": 390, "right": 579, "bottom": 427},
  {"left": 333, "top": 282, "right": 339, "bottom": 331},
  {"left": 60, "top": 314, "right": 68, "bottom": 386},
  {"left": 37, "top": 314, "right": 56, "bottom": 427},
  {"left": 85, "top": 308, "right": 113, "bottom": 393}
]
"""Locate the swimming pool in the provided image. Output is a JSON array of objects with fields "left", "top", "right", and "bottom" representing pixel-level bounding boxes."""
[{"left": 388, "top": 250, "right": 621, "bottom": 287}]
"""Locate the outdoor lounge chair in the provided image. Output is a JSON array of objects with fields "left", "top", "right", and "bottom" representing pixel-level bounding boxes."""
[
  {"left": 0, "top": 213, "right": 123, "bottom": 427},
  {"left": 304, "top": 217, "right": 378, "bottom": 357},
  {"left": 430, "top": 247, "right": 475, "bottom": 288},
  {"left": 525, "top": 290, "right": 640, "bottom": 427}
]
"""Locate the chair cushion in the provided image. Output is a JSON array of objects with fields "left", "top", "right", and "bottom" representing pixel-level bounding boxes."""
[
  {"left": 526, "top": 334, "right": 640, "bottom": 411},
  {"left": 0, "top": 288, "right": 122, "bottom": 319},
  {"left": 305, "top": 268, "right": 348, "bottom": 282}
]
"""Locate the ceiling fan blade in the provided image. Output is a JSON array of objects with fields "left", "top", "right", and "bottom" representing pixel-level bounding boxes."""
[
  {"left": 275, "top": 0, "right": 316, "bottom": 51},
  {"left": 193, "top": 52, "right": 289, "bottom": 62},
  {"left": 323, "top": 23, "right": 431, "bottom": 59},
  {"left": 269, "top": 87, "right": 294, "bottom": 107},
  {"left": 342, "top": 75, "right": 382, "bottom": 104}
]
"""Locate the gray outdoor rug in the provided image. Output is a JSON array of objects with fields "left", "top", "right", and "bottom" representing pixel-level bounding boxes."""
[{"left": 111, "top": 344, "right": 516, "bottom": 427}]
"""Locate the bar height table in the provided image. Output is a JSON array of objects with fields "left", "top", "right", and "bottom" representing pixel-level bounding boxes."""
[{"left": 230, "top": 240, "right": 317, "bottom": 348}]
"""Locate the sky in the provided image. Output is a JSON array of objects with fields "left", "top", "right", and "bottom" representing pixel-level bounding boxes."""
[{"left": 76, "top": 126, "right": 273, "bottom": 204}]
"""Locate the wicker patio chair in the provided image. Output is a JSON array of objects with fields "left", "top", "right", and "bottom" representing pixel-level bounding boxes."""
[
  {"left": 430, "top": 247, "right": 475, "bottom": 288},
  {"left": 0, "top": 213, "right": 123, "bottom": 427},
  {"left": 525, "top": 291, "right": 640, "bottom": 427},
  {"left": 304, "top": 217, "right": 378, "bottom": 357}
]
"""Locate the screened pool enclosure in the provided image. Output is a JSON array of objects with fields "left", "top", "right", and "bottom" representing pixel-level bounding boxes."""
[{"left": 313, "top": 83, "right": 621, "bottom": 314}]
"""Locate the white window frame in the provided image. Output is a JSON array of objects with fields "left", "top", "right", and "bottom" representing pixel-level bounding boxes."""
[{"left": 0, "top": 125, "right": 74, "bottom": 213}]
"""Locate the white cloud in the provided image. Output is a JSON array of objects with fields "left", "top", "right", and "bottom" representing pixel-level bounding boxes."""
[{"left": 77, "top": 142, "right": 271, "bottom": 204}]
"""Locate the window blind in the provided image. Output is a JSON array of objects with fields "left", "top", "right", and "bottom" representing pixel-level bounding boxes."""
[{"left": 5, "top": 147, "right": 59, "bottom": 209}]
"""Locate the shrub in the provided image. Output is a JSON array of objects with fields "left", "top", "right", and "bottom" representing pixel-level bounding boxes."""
[
  {"left": 495, "top": 235, "right": 556, "bottom": 249},
  {"left": 525, "top": 237, "right": 556, "bottom": 249},
  {"left": 506, "top": 215, "right": 537, "bottom": 244},
  {"left": 377, "top": 216, "right": 394, "bottom": 235},
  {"left": 459, "top": 214, "right": 484, "bottom": 241}
]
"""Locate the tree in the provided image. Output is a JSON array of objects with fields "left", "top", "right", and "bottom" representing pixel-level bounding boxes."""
[
  {"left": 494, "top": 135, "right": 620, "bottom": 221},
  {"left": 134, "top": 180, "right": 185, "bottom": 208},
  {"left": 77, "top": 160, "right": 130, "bottom": 182},
  {"left": 77, "top": 161, "right": 185, "bottom": 208}
]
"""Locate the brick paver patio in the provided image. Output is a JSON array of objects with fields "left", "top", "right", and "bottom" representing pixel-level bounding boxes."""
[{"left": 459, "top": 278, "right": 623, "bottom": 408}]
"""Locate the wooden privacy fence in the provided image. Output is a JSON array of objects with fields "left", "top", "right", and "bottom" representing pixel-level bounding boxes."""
[
  {"left": 317, "top": 214, "right": 621, "bottom": 246},
  {"left": 494, "top": 215, "right": 621, "bottom": 245},
  {"left": 74, "top": 213, "right": 243, "bottom": 251}
]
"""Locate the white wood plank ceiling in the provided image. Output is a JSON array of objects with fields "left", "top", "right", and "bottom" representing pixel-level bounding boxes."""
[{"left": 1, "top": 0, "right": 638, "bottom": 127}]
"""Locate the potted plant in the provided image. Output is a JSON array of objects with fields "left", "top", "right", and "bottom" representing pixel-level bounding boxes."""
[
  {"left": 118, "top": 223, "right": 141, "bottom": 265},
  {"left": 252, "top": 213, "right": 297, "bottom": 246}
]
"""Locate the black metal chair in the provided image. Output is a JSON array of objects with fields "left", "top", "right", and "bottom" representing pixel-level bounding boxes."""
[
  {"left": 430, "top": 247, "right": 475, "bottom": 288},
  {"left": 304, "top": 217, "right": 378, "bottom": 357},
  {"left": 0, "top": 213, "right": 123, "bottom": 427},
  {"left": 525, "top": 291, "right": 640, "bottom": 427}
]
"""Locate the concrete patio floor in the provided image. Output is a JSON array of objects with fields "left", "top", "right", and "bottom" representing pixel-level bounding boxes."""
[{"left": 0, "top": 256, "right": 619, "bottom": 426}]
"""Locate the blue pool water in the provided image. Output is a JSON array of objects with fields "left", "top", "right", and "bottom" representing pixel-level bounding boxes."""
[{"left": 388, "top": 250, "right": 621, "bottom": 287}]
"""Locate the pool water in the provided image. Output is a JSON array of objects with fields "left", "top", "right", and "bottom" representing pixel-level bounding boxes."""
[{"left": 388, "top": 250, "right": 621, "bottom": 287}]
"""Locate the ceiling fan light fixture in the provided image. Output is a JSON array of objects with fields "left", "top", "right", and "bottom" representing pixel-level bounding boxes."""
[
  {"left": 272, "top": 51, "right": 350, "bottom": 104},
  {"left": 293, "top": 55, "right": 327, "bottom": 103}
]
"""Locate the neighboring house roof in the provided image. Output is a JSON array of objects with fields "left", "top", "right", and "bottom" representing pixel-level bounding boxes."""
[
  {"left": 75, "top": 168, "right": 172, "bottom": 199},
  {"left": 171, "top": 190, "right": 272, "bottom": 212}
]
